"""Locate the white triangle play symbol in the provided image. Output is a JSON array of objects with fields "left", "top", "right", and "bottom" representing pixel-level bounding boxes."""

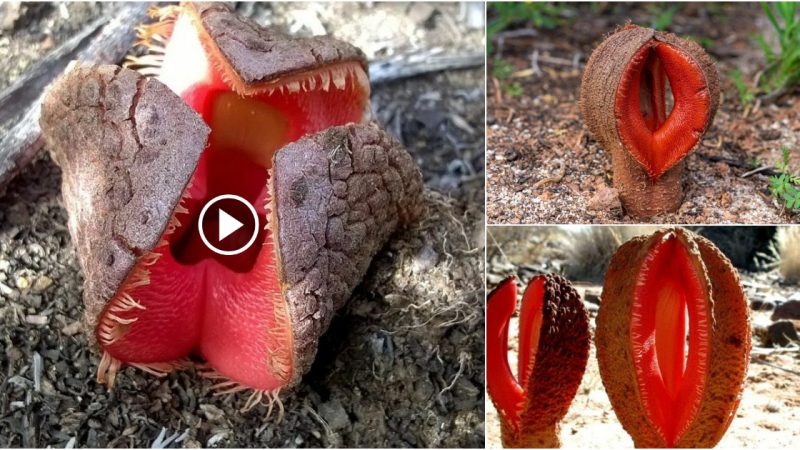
[{"left": 218, "top": 208, "right": 243, "bottom": 241}]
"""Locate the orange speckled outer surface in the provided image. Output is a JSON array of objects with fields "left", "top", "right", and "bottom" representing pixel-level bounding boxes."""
[
  {"left": 489, "top": 274, "right": 590, "bottom": 448},
  {"left": 596, "top": 228, "right": 750, "bottom": 448},
  {"left": 580, "top": 25, "right": 720, "bottom": 219}
]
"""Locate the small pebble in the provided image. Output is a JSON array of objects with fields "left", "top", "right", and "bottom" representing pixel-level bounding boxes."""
[
  {"left": 25, "top": 314, "right": 49, "bottom": 326},
  {"left": 62, "top": 321, "right": 83, "bottom": 336},
  {"left": 0, "top": 281, "right": 13, "bottom": 296},
  {"left": 16, "top": 275, "right": 30, "bottom": 290},
  {"left": 33, "top": 275, "right": 53, "bottom": 292}
]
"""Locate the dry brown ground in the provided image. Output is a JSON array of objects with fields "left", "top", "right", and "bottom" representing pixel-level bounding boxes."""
[{"left": 487, "top": 2, "right": 800, "bottom": 224}]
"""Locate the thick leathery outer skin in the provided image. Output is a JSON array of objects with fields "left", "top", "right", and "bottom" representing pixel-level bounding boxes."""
[
  {"left": 39, "top": 64, "right": 209, "bottom": 336},
  {"left": 498, "top": 275, "right": 590, "bottom": 448},
  {"left": 580, "top": 25, "right": 720, "bottom": 218},
  {"left": 185, "top": 2, "right": 368, "bottom": 85},
  {"left": 677, "top": 235, "right": 750, "bottom": 447},
  {"left": 272, "top": 122, "right": 423, "bottom": 381},
  {"left": 596, "top": 228, "right": 750, "bottom": 448},
  {"left": 581, "top": 26, "right": 655, "bottom": 161}
]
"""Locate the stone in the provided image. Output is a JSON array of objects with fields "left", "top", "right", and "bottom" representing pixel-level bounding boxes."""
[
  {"left": 584, "top": 289, "right": 601, "bottom": 305},
  {"left": 767, "top": 320, "right": 800, "bottom": 347},
  {"left": 486, "top": 273, "right": 506, "bottom": 285},
  {"left": 751, "top": 298, "right": 776, "bottom": 311},
  {"left": 32, "top": 275, "right": 53, "bottom": 292},
  {"left": 15, "top": 275, "right": 29, "bottom": 290},
  {"left": 319, "top": 398, "right": 350, "bottom": 431},
  {"left": 587, "top": 186, "right": 622, "bottom": 214},
  {"left": 62, "top": 321, "right": 83, "bottom": 336},
  {"left": 771, "top": 299, "right": 800, "bottom": 321}
]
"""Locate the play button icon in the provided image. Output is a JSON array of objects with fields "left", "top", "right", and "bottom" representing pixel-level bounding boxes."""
[
  {"left": 198, "top": 194, "right": 259, "bottom": 256},
  {"left": 218, "top": 209, "right": 243, "bottom": 241}
]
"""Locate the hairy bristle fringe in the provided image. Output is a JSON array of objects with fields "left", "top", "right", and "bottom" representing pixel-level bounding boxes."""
[
  {"left": 158, "top": 178, "right": 194, "bottom": 247},
  {"left": 265, "top": 299, "right": 293, "bottom": 383},
  {"left": 244, "top": 389, "right": 285, "bottom": 422},
  {"left": 96, "top": 350, "right": 187, "bottom": 391},
  {"left": 97, "top": 351, "right": 122, "bottom": 388},
  {"left": 123, "top": 5, "right": 181, "bottom": 77},
  {"left": 130, "top": 359, "right": 191, "bottom": 378},
  {"left": 97, "top": 249, "right": 162, "bottom": 346},
  {"left": 191, "top": 11, "right": 367, "bottom": 99},
  {"left": 199, "top": 367, "right": 285, "bottom": 421}
]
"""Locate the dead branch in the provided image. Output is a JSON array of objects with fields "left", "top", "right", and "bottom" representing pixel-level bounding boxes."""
[
  {"left": 369, "top": 49, "right": 484, "bottom": 84},
  {"left": 0, "top": 3, "right": 152, "bottom": 195}
]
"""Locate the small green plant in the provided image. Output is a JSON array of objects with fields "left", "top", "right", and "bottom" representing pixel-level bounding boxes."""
[
  {"left": 505, "top": 82, "right": 524, "bottom": 97},
  {"left": 492, "top": 59, "right": 524, "bottom": 98},
  {"left": 729, "top": 70, "right": 756, "bottom": 107},
  {"left": 492, "top": 59, "right": 514, "bottom": 79},
  {"left": 648, "top": 3, "right": 682, "bottom": 31},
  {"left": 487, "top": 2, "right": 567, "bottom": 54},
  {"left": 769, "top": 146, "right": 800, "bottom": 209},
  {"left": 756, "top": 2, "right": 800, "bottom": 99}
]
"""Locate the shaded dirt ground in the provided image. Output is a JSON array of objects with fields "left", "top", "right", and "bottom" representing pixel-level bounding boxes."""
[
  {"left": 0, "top": 3, "right": 485, "bottom": 448},
  {"left": 487, "top": 2, "right": 800, "bottom": 224},
  {"left": 485, "top": 226, "right": 800, "bottom": 448}
]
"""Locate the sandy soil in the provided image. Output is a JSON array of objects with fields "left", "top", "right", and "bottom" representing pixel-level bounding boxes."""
[
  {"left": 485, "top": 226, "right": 800, "bottom": 448},
  {"left": 0, "top": 3, "right": 485, "bottom": 448},
  {"left": 487, "top": 2, "right": 800, "bottom": 224}
]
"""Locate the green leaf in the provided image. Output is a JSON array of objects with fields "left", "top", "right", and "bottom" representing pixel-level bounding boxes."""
[
  {"left": 762, "top": 3, "right": 783, "bottom": 35},
  {"left": 757, "top": 2, "right": 800, "bottom": 96}
]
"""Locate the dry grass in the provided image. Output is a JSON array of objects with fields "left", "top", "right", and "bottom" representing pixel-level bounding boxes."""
[
  {"left": 777, "top": 227, "right": 800, "bottom": 284},
  {"left": 488, "top": 226, "right": 661, "bottom": 283},
  {"left": 558, "top": 226, "right": 660, "bottom": 282}
]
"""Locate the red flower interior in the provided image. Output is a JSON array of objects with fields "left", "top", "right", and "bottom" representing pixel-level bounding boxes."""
[
  {"left": 615, "top": 41, "right": 711, "bottom": 180},
  {"left": 486, "top": 276, "right": 544, "bottom": 432},
  {"left": 96, "top": 11, "right": 370, "bottom": 390},
  {"left": 630, "top": 234, "right": 710, "bottom": 446}
]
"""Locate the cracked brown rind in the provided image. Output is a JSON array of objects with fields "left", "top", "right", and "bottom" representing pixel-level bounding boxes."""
[
  {"left": 39, "top": 63, "right": 209, "bottom": 335},
  {"left": 580, "top": 25, "right": 720, "bottom": 218},
  {"left": 597, "top": 228, "right": 749, "bottom": 448},
  {"left": 184, "top": 2, "right": 368, "bottom": 85},
  {"left": 502, "top": 274, "right": 590, "bottom": 448},
  {"left": 272, "top": 122, "right": 424, "bottom": 382}
]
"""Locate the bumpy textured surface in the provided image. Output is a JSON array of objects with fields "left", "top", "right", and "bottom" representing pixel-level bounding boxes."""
[
  {"left": 580, "top": 25, "right": 720, "bottom": 218},
  {"left": 596, "top": 228, "right": 750, "bottom": 448},
  {"left": 38, "top": 63, "right": 209, "bottom": 335},
  {"left": 516, "top": 274, "right": 589, "bottom": 448},
  {"left": 489, "top": 274, "right": 590, "bottom": 448},
  {"left": 273, "top": 122, "right": 424, "bottom": 379},
  {"left": 186, "top": 2, "right": 367, "bottom": 85}
]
